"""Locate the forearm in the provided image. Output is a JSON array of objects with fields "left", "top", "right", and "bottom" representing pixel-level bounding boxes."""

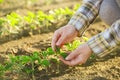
[
  {"left": 87, "top": 19, "right": 120, "bottom": 57},
  {"left": 68, "top": 0, "right": 103, "bottom": 36}
]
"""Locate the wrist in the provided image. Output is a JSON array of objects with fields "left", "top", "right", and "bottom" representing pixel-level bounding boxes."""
[
  {"left": 85, "top": 43, "right": 93, "bottom": 55},
  {"left": 66, "top": 24, "right": 79, "bottom": 36}
]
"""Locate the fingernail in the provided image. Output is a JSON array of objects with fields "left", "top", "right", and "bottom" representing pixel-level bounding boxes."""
[
  {"left": 56, "top": 42, "right": 60, "bottom": 46},
  {"left": 65, "top": 57, "right": 69, "bottom": 60}
]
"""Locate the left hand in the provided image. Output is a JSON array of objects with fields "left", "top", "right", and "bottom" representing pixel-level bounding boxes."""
[
  {"left": 60, "top": 43, "right": 92, "bottom": 66},
  {"left": 51, "top": 25, "right": 78, "bottom": 51}
]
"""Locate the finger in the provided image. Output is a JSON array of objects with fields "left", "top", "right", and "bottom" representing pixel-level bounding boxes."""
[
  {"left": 51, "top": 31, "right": 61, "bottom": 51},
  {"left": 60, "top": 54, "right": 85, "bottom": 66},
  {"left": 56, "top": 34, "right": 66, "bottom": 47},
  {"left": 65, "top": 49, "right": 80, "bottom": 61},
  {"left": 64, "top": 38, "right": 74, "bottom": 43},
  {"left": 70, "top": 55, "right": 85, "bottom": 66},
  {"left": 59, "top": 57, "right": 73, "bottom": 66}
]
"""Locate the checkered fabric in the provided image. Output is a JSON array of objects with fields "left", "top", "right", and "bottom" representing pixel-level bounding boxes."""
[{"left": 68, "top": 0, "right": 120, "bottom": 57}]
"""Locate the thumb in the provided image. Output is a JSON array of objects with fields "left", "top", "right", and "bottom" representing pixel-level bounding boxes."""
[
  {"left": 65, "top": 49, "right": 80, "bottom": 61},
  {"left": 56, "top": 35, "right": 66, "bottom": 47}
]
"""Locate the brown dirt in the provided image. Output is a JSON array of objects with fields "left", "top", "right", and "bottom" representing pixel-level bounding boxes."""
[
  {"left": 0, "top": 21, "right": 120, "bottom": 80},
  {"left": 0, "top": 0, "right": 120, "bottom": 80},
  {"left": 0, "top": 0, "right": 81, "bottom": 17}
]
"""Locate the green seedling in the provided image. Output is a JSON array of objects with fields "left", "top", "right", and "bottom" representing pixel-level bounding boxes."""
[
  {"left": 0, "top": 39, "right": 97, "bottom": 79},
  {"left": 7, "top": 12, "right": 22, "bottom": 27},
  {"left": 60, "top": 52, "right": 68, "bottom": 59},
  {"left": 24, "top": 11, "right": 35, "bottom": 23},
  {"left": 47, "top": 47, "right": 54, "bottom": 55},
  {"left": 55, "top": 46, "right": 60, "bottom": 54},
  {"left": 0, "top": 64, "right": 5, "bottom": 77},
  {"left": 0, "top": 32, "right": 2, "bottom": 35},
  {"left": 0, "top": 18, "right": 5, "bottom": 26},
  {"left": 0, "top": 0, "right": 4, "bottom": 3},
  {"left": 82, "top": 36, "right": 89, "bottom": 42},
  {"left": 42, "top": 59, "right": 50, "bottom": 67},
  {"left": 55, "top": 46, "right": 68, "bottom": 59},
  {"left": 0, "top": 4, "right": 81, "bottom": 37},
  {"left": 73, "top": 4, "right": 81, "bottom": 11}
]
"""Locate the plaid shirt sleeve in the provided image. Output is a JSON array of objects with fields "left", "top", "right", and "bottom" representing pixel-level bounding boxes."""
[
  {"left": 68, "top": 0, "right": 103, "bottom": 36},
  {"left": 87, "top": 19, "right": 120, "bottom": 57}
]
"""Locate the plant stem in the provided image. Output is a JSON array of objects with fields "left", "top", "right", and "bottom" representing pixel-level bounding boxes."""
[
  {"left": 45, "top": 66, "right": 48, "bottom": 75},
  {"left": 57, "top": 61, "right": 60, "bottom": 73},
  {"left": 32, "top": 62, "right": 35, "bottom": 80}
]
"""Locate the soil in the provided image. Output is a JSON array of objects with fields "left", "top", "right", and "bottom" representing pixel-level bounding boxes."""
[
  {"left": 0, "top": 21, "right": 120, "bottom": 80},
  {"left": 0, "top": 0, "right": 120, "bottom": 80},
  {"left": 0, "top": 0, "right": 81, "bottom": 17}
]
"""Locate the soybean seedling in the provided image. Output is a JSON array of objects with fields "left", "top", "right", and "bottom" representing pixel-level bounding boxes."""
[
  {"left": 55, "top": 46, "right": 69, "bottom": 73},
  {"left": 55, "top": 46, "right": 68, "bottom": 59},
  {"left": 0, "top": 0, "right": 4, "bottom": 3}
]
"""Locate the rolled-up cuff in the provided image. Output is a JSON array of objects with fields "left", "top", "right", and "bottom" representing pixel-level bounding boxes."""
[
  {"left": 68, "top": 13, "right": 89, "bottom": 37},
  {"left": 87, "top": 33, "right": 116, "bottom": 57}
]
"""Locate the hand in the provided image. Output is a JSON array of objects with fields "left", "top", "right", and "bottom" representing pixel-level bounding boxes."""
[
  {"left": 60, "top": 43, "right": 92, "bottom": 66},
  {"left": 51, "top": 25, "right": 78, "bottom": 51}
]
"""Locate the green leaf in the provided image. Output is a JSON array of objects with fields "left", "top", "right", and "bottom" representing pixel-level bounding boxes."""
[
  {"left": 4, "top": 63, "right": 13, "bottom": 70},
  {"left": 30, "top": 25, "right": 36, "bottom": 29},
  {"left": 11, "top": 12, "right": 22, "bottom": 19},
  {"left": 54, "top": 9, "right": 61, "bottom": 15},
  {"left": 7, "top": 15, "right": 18, "bottom": 27},
  {"left": 0, "top": 0, "right": 4, "bottom": 3},
  {"left": 24, "top": 16, "right": 31, "bottom": 23},
  {"left": 55, "top": 46, "right": 60, "bottom": 54},
  {"left": 33, "top": 51, "right": 39, "bottom": 56},
  {"left": 23, "top": 67, "right": 33, "bottom": 74},
  {"left": 82, "top": 36, "right": 89, "bottom": 41},
  {"left": 0, "top": 18, "right": 5, "bottom": 26},
  {"left": 73, "top": 4, "right": 80, "bottom": 11},
  {"left": 41, "top": 51, "right": 48, "bottom": 57},
  {"left": 9, "top": 55, "right": 17, "bottom": 63},
  {"left": 47, "top": 47, "right": 54, "bottom": 55},
  {"left": 0, "top": 64, "right": 5, "bottom": 71},
  {"left": 72, "top": 40, "right": 81, "bottom": 49},
  {"left": 50, "top": 58, "right": 58, "bottom": 63},
  {"left": 27, "top": 11, "right": 35, "bottom": 19},
  {"left": 42, "top": 59, "right": 50, "bottom": 66},
  {"left": 20, "top": 56, "right": 31, "bottom": 64},
  {"left": 90, "top": 54, "right": 96, "bottom": 59},
  {"left": 6, "top": 12, "right": 22, "bottom": 27},
  {"left": 65, "top": 43, "right": 72, "bottom": 51},
  {"left": 37, "top": 11, "right": 47, "bottom": 18},
  {"left": 31, "top": 51, "right": 40, "bottom": 61},
  {"left": 0, "top": 64, "right": 5, "bottom": 76},
  {"left": 65, "top": 7, "right": 73, "bottom": 15},
  {"left": 0, "top": 32, "right": 2, "bottom": 35},
  {"left": 24, "top": 11, "right": 35, "bottom": 23},
  {"left": 60, "top": 52, "right": 68, "bottom": 59}
]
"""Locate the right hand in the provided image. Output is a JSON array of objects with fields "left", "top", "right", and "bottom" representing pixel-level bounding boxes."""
[
  {"left": 51, "top": 25, "right": 79, "bottom": 51},
  {"left": 60, "top": 43, "right": 92, "bottom": 66}
]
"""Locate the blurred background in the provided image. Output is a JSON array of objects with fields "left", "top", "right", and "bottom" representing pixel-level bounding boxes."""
[
  {"left": 0, "top": 0, "right": 83, "bottom": 43},
  {"left": 0, "top": 0, "right": 81, "bottom": 16}
]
